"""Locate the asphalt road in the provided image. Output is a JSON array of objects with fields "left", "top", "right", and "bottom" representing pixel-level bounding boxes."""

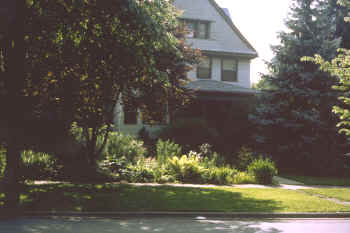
[{"left": 0, "top": 217, "right": 350, "bottom": 233}]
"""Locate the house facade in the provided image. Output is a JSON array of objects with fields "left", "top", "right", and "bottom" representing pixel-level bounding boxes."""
[{"left": 114, "top": 0, "right": 258, "bottom": 136}]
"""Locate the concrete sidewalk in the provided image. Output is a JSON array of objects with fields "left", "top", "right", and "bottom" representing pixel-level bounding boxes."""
[{"left": 32, "top": 176, "right": 350, "bottom": 190}]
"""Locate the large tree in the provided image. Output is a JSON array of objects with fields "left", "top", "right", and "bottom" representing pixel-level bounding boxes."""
[
  {"left": 0, "top": 0, "right": 199, "bottom": 210},
  {"left": 250, "top": 0, "right": 348, "bottom": 175},
  {"left": 306, "top": 0, "right": 350, "bottom": 138}
]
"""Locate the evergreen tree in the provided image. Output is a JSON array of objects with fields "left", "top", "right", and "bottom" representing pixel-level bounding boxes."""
[
  {"left": 250, "top": 0, "right": 348, "bottom": 175},
  {"left": 307, "top": 0, "right": 350, "bottom": 138},
  {"left": 328, "top": 0, "right": 350, "bottom": 48}
]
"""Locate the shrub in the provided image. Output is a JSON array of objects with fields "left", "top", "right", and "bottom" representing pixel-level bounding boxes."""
[
  {"left": 159, "top": 117, "right": 219, "bottom": 152},
  {"left": 99, "top": 156, "right": 131, "bottom": 180},
  {"left": 156, "top": 174, "right": 176, "bottom": 184},
  {"left": 129, "top": 166, "right": 155, "bottom": 183},
  {"left": 199, "top": 144, "right": 225, "bottom": 168},
  {"left": 103, "top": 132, "right": 146, "bottom": 162},
  {"left": 198, "top": 143, "right": 213, "bottom": 158},
  {"left": 236, "top": 146, "right": 256, "bottom": 171},
  {"left": 247, "top": 157, "right": 277, "bottom": 184},
  {"left": 127, "top": 157, "right": 156, "bottom": 183},
  {"left": 232, "top": 172, "right": 256, "bottom": 184},
  {"left": 138, "top": 127, "right": 157, "bottom": 156},
  {"left": 20, "top": 150, "right": 60, "bottom": 180},
  {"left": 0, "top": 147, "right": 5, "bottom": 178},
  {"left": 168, "top": 153, "right": 206, "bottom": 183},
  {"left": 203, "top": 166, "right": 238, "bottom": 185},
  {"left": 202, "top": 152, "right": 225, "bottom": 169},
  {"left": 156, "top": 139, "right": 182, "bottom": 165}
]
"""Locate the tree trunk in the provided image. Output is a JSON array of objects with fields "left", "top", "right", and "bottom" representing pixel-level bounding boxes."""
[
  {"left": 3, "top": 139, "right": 22, "bottom": 213},
  {"left": 87, "top": 127, "right": 97, "bottom": 166}
]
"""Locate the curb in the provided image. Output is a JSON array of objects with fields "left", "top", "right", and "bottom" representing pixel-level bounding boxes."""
[{"left": 22, "top": 211, "right": 350, "bottom": 219}]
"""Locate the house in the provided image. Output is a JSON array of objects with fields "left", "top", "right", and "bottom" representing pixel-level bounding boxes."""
[{"left": 114, "top": 0, "right": 258, "bottom": 137}]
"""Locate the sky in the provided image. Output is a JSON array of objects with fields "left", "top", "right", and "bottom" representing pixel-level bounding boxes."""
[{"left": 215, "top": 0, "right": 293, "bottom": 83}]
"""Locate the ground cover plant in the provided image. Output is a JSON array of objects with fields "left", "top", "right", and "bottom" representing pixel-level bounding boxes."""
[{"left": 1, "top": 183, "right": 350, "bottom": 213}]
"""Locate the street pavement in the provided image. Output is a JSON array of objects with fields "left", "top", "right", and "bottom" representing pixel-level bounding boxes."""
[{"left": 1, "top": 217, "right": 350, "bottom": 233}]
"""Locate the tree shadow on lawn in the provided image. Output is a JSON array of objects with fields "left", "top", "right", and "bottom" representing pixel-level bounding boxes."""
[
  {"left": 118, "top": 185, "right": 283, "bottom": 212},
  {"left": 0, "top": 183, "right": 283, "bottom": 213}
]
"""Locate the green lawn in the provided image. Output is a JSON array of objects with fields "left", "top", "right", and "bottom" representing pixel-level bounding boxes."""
[
  {"left": 303, "top": 189, "right": 350, "bottom": 202},
  {"left": 281, "top": 175, "right": 350, "bottom": 186},
  {"left": 1, "top": 183, "right": 350, "bottom": 213}
]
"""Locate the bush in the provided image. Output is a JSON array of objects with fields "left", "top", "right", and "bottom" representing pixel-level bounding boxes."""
[
  {"left": 236, "top": 146, "right": 256, "bottom": 171},
  {"left": 203, "top": 166, "right": 238, "bottom": 185},
  {"left": 159, "top": 117, "right": 219, "bottom": 152},
  {"left": 103, "top": 132, "right": 147, "bottom": 162},
  {"left": 99, "top": 156, "right": 130, "bottom": 180},
  {"left": 168, "top": 153, "right": 206, "bottom": 183},
  {"left": 20, "top": 150, "right": 60, "bottom": 180},
  {"left": 156, "top": 139, "right": 182, "bottom": 165},
  {"left": 156, "top": 174, "right": 176, "bottom": 184},
  {"left": 247, "top": 157, "right": 277, "bottom": 184},
  {"left": 128, "top": 157, "right": 156, "bottom": 183},
  {"left": 199, "top": 144, "right": 225, "bottom": 168},
  {"left": 0, "top": 147, "right": 5, "bottom": 178},
  {"left": 232, "top": 172, "right": 256, "bottom": 184},
  {"left": 128, "top": 166, "right": 155, "bottom": 183}
]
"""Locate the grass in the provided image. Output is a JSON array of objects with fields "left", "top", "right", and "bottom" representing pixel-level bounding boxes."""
[
  {"left": 302, "top": 189, "right": 350, "bottom": 202},
  {"left": 281, "top": 175, "right": 350, "bottom": 186},
  {"left": 1, "top": 183, "right": 350, "bottom": 213}
]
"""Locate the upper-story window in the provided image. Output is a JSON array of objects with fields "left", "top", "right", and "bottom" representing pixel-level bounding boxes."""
[
  {"left": 197, "top": 57, "right": 211, "bottom": 79},
  {"left": 180, "top": 19, "right": 210, "bottom": 39},
  {"left": 221, "top": 58, "right": 238, "bottom": 82}
]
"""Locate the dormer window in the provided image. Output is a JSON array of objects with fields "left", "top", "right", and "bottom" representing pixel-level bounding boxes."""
[{"left": 180, "top": 19, "right": 210, "bottom": 39}]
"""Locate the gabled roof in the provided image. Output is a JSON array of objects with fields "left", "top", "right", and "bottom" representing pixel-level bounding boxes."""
[
  {"left": 208, "top": 0, "right": 258, "bottom": 57},
  {"left": 222, "top": 8, "right": 231, "bottom": 19}
]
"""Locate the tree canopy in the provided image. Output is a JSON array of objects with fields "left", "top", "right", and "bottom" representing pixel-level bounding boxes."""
[
  {"left": 0, "top": 0, "right": 199, "bottom": 209},
  {"left": 305, "top": 0, "right": 350, "bottom": 138},
  {"left": 250, "top": 0, "right": 349, "bottom": 175}
]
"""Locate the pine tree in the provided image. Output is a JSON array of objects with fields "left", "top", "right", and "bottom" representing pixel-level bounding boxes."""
[
  {"left": 250, "top": 0, "right": 348, "bottom": 175},
  {"left": 327, "top": 0, "right": 350, "bottom": 49},
  {"left": 307, "top": 0, "right": 350, "bottom": 138}
]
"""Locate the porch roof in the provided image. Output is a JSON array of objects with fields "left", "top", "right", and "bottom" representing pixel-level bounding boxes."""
[{"left": 185, "top": 80, "right": 258, "bottom": 95}]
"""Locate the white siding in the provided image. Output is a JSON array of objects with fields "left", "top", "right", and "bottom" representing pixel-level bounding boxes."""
[
  {"left": 115, "top": 0, "right": 255, "bottom": 136},
  {"left": 211, "top": 58, "right": 221, "bottom": 81},
  {"left": 174, "top": 0, "right": 256, "bottom": 55},
  {"left": 114, "top": 101, "right": 166, "bottom": 137},
  {"left": 175, "top": 0, "right": 254, "bottom": 88},
  {"left": 237, "top": 59, "right": 251, "bottom": 88},
  {"left": 192, "top": 58, "right": 251, "bottom": 88}
]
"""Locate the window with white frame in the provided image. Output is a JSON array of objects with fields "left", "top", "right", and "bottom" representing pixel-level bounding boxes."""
[
  {"left": 221, "top": 59, "right": 238, "bottom": 82},
  {"left": 197, "top": 56, "right": 211, "bottom": 79},
  {"left": 180, "top": 19, "right": 210, "bottom": 39}
]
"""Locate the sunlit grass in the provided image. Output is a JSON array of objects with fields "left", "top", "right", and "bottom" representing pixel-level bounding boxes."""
[
  {"left": 1, "top": 183, "right": 350, "bottom": 212},
  {"left": 282, "top": 175, "right": 350, "bottom": 186},
  {"left": 303, "top": 189, "right": 350, "bottom": 202}
]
